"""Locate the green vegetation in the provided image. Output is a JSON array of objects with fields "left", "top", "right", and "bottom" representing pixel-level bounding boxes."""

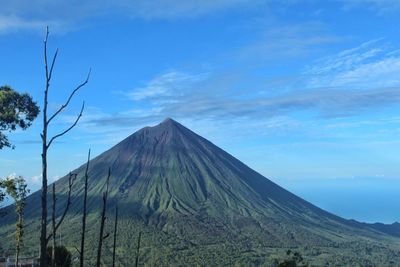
[
  {"left": 1, "top": 119, "right": 400, "bottom": 266},
  {"left": 39, "top": 27, "right": 89, "bottom": 267},
  {"left": 46, "top": 246, "right": 72, "bottom": 267},
  {"left": 274, "top": 250, "right": 308, "bottom": 267},
  {"left": 0, "top": 176, "right": 29, "bottom": 266},
  {"left": 0, "top": 85, "right": 39, "bottom": 149}
]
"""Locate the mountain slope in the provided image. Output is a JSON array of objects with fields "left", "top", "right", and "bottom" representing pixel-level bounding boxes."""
[{"left": 1, "top": 118, "right": 400, "bottom": 266}]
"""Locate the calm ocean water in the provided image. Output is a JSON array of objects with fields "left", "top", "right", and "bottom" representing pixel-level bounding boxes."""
[{"left": 281, "top": 178, "right": 400, "bottom": 224}]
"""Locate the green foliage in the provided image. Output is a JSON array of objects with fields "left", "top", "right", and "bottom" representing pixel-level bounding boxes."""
[
  {"left": 0, "top": 176, "right": 29, "bottom": 258},
  {"left": 275, "top": 250, "right": 308, "bottom": 267},
  {"left": 46, "top": 246, "right": 72, "bottom": 267},
  {"left": 1, "top": 119, "right": 400, "bottom": 265},
  {"left": 1, "top": 176, "right": 29, "bottom": 213},
  {"left": 0, "top": 85, "right": 39, "bottom": 149},
  {"left": 0, "top": 180, "right": 5, "bottom": 204}
]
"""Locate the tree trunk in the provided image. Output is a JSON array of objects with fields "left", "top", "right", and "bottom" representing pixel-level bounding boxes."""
[
  {"left": 96, "top": 168, "right": 111, "bottom": 267},
  {"left": 80, "top": 150, "right": 90, "bottom": 267},
  {"left": 135, "top": 232, "right": 142, "bottom": 267},
  {"left": 112, "top": 204, "right": 118, "bottom": 267},
  {"left": 40, "top": 26, "right": 88, "bottom": 267},
  {"left": 40, "top": 26, "right": 50, "bottom": 267},
  {"left": 15, "top": 213, "right": 22, "bottom": 267},
  {"left": 40, "top": 85, "right": 48, "bottom": 267},
  {"left": 51, "top": 183, "right": 56, "bottom": 267}
]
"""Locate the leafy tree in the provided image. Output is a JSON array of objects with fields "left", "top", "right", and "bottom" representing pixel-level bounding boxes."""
[
  {"left": 46, "top": 246, "right": 72, "bottom": 267},
  {"left": 275, "top": 250, "right": 308, "bottom": 267},
  {"left": 0, "top": 180, "right": 5, "bottom": 204},
  {"left": 0, "top": 85, "right": 39, "bottom": 149},
  {"left": 0, "top": 176, "right": 29, "bottom": 267}
]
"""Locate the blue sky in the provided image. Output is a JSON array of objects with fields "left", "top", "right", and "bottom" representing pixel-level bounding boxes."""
[{"left": 1, "top": 0, "right": 400, "bottom": 223}]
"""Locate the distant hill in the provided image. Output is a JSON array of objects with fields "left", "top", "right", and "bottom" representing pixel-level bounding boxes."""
[{"left": 1, "top": 118, "right": 400, "bottom": 266}]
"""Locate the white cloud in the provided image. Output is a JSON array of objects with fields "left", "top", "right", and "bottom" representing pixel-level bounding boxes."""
[
  {"left": 0, "top": 15, "right": 49, "bottom": 34},
  {"left": 6, "top": 172, "right": 18, "bottom": 179},
  {"left": 84, "top": 67, "right": 400, "bottom": 136},
  {"left": 127, "top": 71, "right": 208, "bottom": 101},
  {"left": 238, "top": 22, "right": 341, "bottom": 61},
  {"left": 342, "top": 0, "right": 400, "bottom": 13},
  {"left": 305, "top": 39, "right": 400, "bottom": 88},
  {"left": 31, "top": 174, "right": 42, "bottom": 184},
  {"left": 126, "top": 0, "right": 262, "bottom": 20},
  {"left": 50, "top": 175, "right": 60, "bottom": 182},
  {"left": 306, "top": 38, "right": 385, "bottom": 75},
  {"left": 330, "top": 57, "right": 400, "bottom": 87},
  {"left": 0, "top": 0, "right": 261, "bottom": 33}
]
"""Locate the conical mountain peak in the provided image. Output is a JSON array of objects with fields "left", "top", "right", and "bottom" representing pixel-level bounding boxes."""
[
  {"left": 116, "top": 118, "right": 192, "bottom": 151},
  {"left": 145, "top": 117, "right": 184, "bottom": 136},
  {"left": 1, "top": 118, "right": 399, "bottom": 266},
  {"left": 149, "top": 117, "right": 182, "bottom": 133},
  {"left": 161, "top": 117, "right": 178, "bottom": 125}
]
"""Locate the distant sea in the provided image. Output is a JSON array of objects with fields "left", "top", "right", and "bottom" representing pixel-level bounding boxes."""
[{"left": 280, "top": 178, "right": 400, "bottom": 224}]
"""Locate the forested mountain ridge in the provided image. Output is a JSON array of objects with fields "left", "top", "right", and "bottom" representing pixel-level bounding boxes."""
[{"left": 1, "top": 118, "right": 400, "bottom": 266}]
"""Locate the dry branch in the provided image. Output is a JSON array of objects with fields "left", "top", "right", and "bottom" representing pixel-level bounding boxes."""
[
  {"left": 96, "top": 168, "right": 111, "bottom": 267},
  {"left": 40, "top": 26, "right": 90, "bottom": 267},
  {"left": 80, "top": 149, "right": 91, "bottom": 267}
]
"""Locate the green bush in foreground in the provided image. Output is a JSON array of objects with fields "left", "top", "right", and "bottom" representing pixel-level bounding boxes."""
[{"left": 46, "top": 246, "right": 72, "bottom": 267}]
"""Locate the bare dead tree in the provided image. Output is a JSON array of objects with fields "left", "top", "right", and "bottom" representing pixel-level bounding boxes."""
[
  {"left": 96, "top": 168, "right": 111, "bottom": 267},
  {"left": 51, "top": 184, "right": 56, "bottom": 267},
  {"left": 80, "top": 149, "right": 91, "bottom": 267},
  {"left": 112, "top": 203, "right": 118, "bottom": 267},
  {"left": 40, "top": 26, "right": 90, "bottom": 267},
  {"left": 135, "top": 231, "right": 142, "bottom": 267},
  {"left": 49, "top": 173, "right": 76, "bottom": 267}
]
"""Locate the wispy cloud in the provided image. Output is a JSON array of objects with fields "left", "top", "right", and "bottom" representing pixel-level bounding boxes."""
[
  {"left": 125, "top": 71, "right": 209, "bottom": 101},
  {"left": 30, "top": 174, "right": 42, "bottom": 185},
  {"left": 84, "top": 67, "right": 400, "bottom": 132},
  {"left": 238, "top": 22, "right": 341, "bottom": 62},
  {"left": 306, "top": 38, "right": 385, "bottom": 75},
  {"left": 0, "top": 158, "right": 16, "bottom": 165},
  {"left": 61, "top": 37, "right": 400, "bottom": 147},
  {"left": 341, "top": 0, "right": 400, "bottom": 13},
  {"left": 125, "top": 0, "right": 262, "bottom": 19},
  {"left": 305, "top": 39, "right": 400, "bottom": 88},
  {"left": 0, "top": 15, "right": 44, "bottom": 34},
  {"left": 0, "top": 0, "right": 262, "bottom": 34}
]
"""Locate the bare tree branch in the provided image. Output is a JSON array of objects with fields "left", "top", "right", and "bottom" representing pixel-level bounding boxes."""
[
  {"left": 103, "top": 233, "right": 110, "bottom": 240},
  {"left": 47, "top": 69, "right": 91, "bottom": 125},
  {"left": 73, "top": 246, "right": 81, "bottom": 255},
  {"left": 40, "top": 25, "right": 89, "bottom": 267},
  {"left": 96, "top": 168, "right": 111, "bottom": 267},
  {"left": 80, "top": 149, "right": 91, "bottom": 267},
  {"left": 44, "top": 26, "right": 58, "bottom": 83},
  {"left": 47, "top": 102, "right": 85, "bottom": 149},
  {"left": 40, "top": 25, "right": 51, "bottom": 267},
  {"left": 135, "top": 231, "right": 142, "bottom": 267},
  {"left": 46, "top": 173, "right": 77, "bottom": 244},
  {"left": 44, "top": 26, "right": 50, "bottom": 83},
  {"left": 51, "top": 182, "right": 56, "bottom": 267},
  {"left": 48, "top": 49, "right": 59, "bottom": 82},
  {"left": 112, "top": 203, "right": 118, "bottom": 267}
]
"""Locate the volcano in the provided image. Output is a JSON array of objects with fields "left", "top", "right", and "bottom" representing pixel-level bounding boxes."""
[{"left": 1, "top": 118, "right": 399, "bottom": 265}]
